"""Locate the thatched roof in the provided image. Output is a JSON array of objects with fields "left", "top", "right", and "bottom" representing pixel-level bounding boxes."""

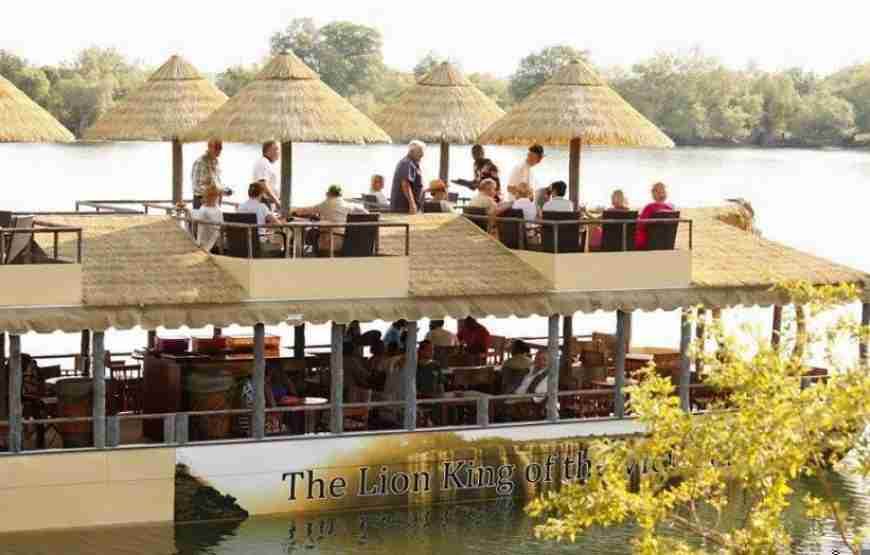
[
  {"left": 479, "top": 59, "right": 674, "bottom": 148},
  {"left": 0, "top": 75, "right": 74, "bottom": 143},
  {"left": 82, "top": 55, "right": 227, "bottom": 142},
  {"left": 183, "top": 51, "right": 390, "bottom": 144},
  {"left": 373, "top": 62, "right": 504, "bottom": 144}
]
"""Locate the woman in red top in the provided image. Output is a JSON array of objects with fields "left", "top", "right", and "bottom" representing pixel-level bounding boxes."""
[
  {"left": 457, "top": 316, "right": 492, "bottom": 356},
  {"left": 634, "top": 182, "right": 674, "bottom": 250}
]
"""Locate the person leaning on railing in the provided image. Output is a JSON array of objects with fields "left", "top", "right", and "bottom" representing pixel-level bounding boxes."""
[
  {"left": 291, "top": 185, "right": 368, "bottom": 255},
  {"left": 635, "top": 181, "right": 674, "bottom": 250}
]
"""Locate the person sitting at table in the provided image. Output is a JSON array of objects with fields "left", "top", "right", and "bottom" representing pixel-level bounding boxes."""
[
  {"left": 343, "top": 341, "right": 370, "bottom": 391},
  {"left": 514, "top": 349, "right": 552, "bottom": 402},
  {"left": 239, "top": 181, "right": 284, "bottom": 250},
  {"left": 635, "top": 181, "right": 674, "bottom": 250},
  {"left": 383, "top": 319, "right": 408, "bottom": 352},
  {"left": 426, "top": 319, "right": 458, "bottom": 348},
  {"left": 369, "top": 174, "right": 388, "bottom": 206},
  {"left": 468, "top": 178, "right": 499, "bottom": 214},
  {"left": 509, "top": 182, "right": 538, "bottom": 222},
  {"left": 416, "top": 340, "right": 445, "bottom": 397},
  {"left": 457, "top": 316, "right": 491, "bottom": 360},
  {"left": 541, "top": 180, "right": 573, "bottom": 212},
  {"left": 501, "top": 340, "right": 533, "bottom": 394},
  {"left": 426, "top": 179, "right": 454, "bottom": 212},
  {"left": 344, "top": 320, "right": 382, "bottom": 357},
  {"left": 292, "top": 185, "right": 368, "bottom": 255},
  {"left": 590, "top": 189, "right": 632, "bottom": 250},
  {"left": 190, "top": 183, "right": 224, "bottom": 253}
]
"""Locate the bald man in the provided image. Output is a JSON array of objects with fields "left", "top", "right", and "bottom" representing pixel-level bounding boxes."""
[{"left": 390, "top": 140, "right": 425, "bottom": 214}]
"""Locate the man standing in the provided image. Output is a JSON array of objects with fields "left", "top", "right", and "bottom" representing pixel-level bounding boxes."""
[
  {"left": 252, "top": 140, "right": 281, "bottom": 209},
  {"left": 191, "top": 139, "right": 224, "bottom": 209},
  {"left": 507, "top": 144, "right": 544, "bottom": 202},
  {"left": 390, "top": 141, "right": 425, "bottom": 214}
]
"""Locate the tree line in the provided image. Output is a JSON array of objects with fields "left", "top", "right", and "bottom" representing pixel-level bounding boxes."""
[{"left": 3, "top": 18, "right": 870, "bottom": 147}]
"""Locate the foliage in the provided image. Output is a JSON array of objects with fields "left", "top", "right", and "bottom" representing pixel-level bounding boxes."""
[
  {"left": 508, "top": 45, "right": 590, "bottom": 103},
  {"left": 792, "top": 89, "right": 856, "bottom": 146},
  {"left": 527, "top": 282, "right": 870, "bottom": 554},
  {"left": 215, "top": 64, "right": 259, "bottom": 97},
  {"left": 469, "top": 72, "right": 512, "bottom": 110},
  {"left": 825, "top": 63, "right": 870, "bottom": 134}
]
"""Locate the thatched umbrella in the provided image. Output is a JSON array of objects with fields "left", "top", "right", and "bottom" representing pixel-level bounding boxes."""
[
  {"left": 373, "top": 62, "right": 504, "bottom": 181},
  {"left": 183, "top": 51, "right": 391, "bottom": 213},
  {"left": 0, "top": 75, "right": 74, "bottom": 143},
  {"left": 479, "top": 59, "right": 674, "bottom": 206},
  {"left": 83, "top": 55, "right": 228, "bottom": 202}
]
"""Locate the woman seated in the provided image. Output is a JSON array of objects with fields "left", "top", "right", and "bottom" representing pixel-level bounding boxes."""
[
  {"left": 590, "top": 189, "right": 631, "bottom": 250},
  {"left": 292, "top": 185, "right": 368, "bottom": 255},
  {"left": 185, "top": 183, "right": 224, "bottom": 253},
  {"left": 368, "top": 174, "right": 388, "bottom": 206},
  {"left": 425, "top": 179, "right": 454, "bottom": 212},
  {"left": 635, "top": 182, "right": 674, "bottom": 250}
]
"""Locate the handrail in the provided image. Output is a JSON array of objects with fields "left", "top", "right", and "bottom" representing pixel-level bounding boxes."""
[{"left": 0, "top": 225, "right": 83, "bottom": 264}]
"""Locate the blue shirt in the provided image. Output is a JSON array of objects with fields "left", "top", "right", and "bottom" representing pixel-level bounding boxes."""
[{"left": 390, "top": 156, "right": 423, "bottom": 213}]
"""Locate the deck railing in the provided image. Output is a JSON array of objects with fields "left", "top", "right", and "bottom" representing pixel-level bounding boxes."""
[
  {"left": 0, "top": 225, "right": 83, "bottom": 264},
  {"left": 74, "top": 199, "right": 240, "bottom": 214}
]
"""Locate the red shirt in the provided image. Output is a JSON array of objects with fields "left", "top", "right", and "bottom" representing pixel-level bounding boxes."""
[
  {"left": 635, "top": 201, "right": 674, "bottom": 249},
  {"left": 458, "top": 324, "right": 491, "bottom": 354}
]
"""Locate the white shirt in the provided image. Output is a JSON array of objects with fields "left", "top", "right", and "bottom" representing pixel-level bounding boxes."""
[
  {"left": 542, "top": 196, "right": 574, "bottom": 213},
  {"left": 513, "top": 197, "right": 538, "bottom": 221},
  {"left": 514, "top": 367, "right": 549, "bottom": 402},
  {"left": 194, "top": 206, "right": 223, "bottom": 252},
  {"left": 370, "top": 190, "right": 388, "bottom": 205},
  {"left": 238, "top": 198, "right": 271, "bottom": 238},
  {"left": 252, "top": 157, "right": 280, "bottom": 201},
  {"left": 468, "top": 193, "right": 497, "bottom": 212},
  {"left": 316, "top": 197, "right": 368, "bottom": 224},
  {"left": 507, "top": 162, "right": 538, "bottom": 193}
]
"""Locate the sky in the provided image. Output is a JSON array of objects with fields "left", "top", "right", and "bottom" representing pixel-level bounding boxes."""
[{"left": 2, "top": 1, "right": 869, "bottom": 76}]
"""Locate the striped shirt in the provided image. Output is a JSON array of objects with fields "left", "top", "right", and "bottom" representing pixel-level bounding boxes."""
[{"left": 191, "top": 154, "right": 223, "bottom": 197}]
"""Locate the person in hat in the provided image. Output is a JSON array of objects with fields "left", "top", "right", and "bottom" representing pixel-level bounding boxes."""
[
  {"left": 507, "top": 144, "right": 544, "bottom": 202},
  {"left": 390, "top": 140, "right": 425, "bottom": 214},
  {"left": 292, "top": 185, "right": 368, "bottom": 255},
  {"left": 426, "top": 179, "right": 454, "bottom": 212}
]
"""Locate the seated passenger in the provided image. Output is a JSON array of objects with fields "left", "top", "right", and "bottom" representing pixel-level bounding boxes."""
[
  {"left": 369, "top": 174, "right": 388, "bottom": 206},
  {"left": 514, "top": 350, "right": 552, "bottom": 402},
  {"left": 501, "top": 340, "right": 533, "bottom": 394},
  {"left": 541, "top": 180, "right": 573, "bottom": 212},
  {"left": 193, "top": 183, "right": 224, "bottom": 253},
  {"left": 457, "top": 316, "right": 491, "bottom": 358},
  {"left": 416, "top": 340, "right": 445, "bottom": 397},
  {"left": 426, "top": 179, "right": 454, "bottom": 212},
  {"left": 590, "top": 189, "right": 631, "bottom": 249},
  {"left": 468, "top": 178, "right": 499, "bottom": 214},
  {"left": 292, "top": 185, "right": 368, "bottom": 254},
  {"left": 426, "top": 319, "right": 458, "bottom": 347},
  {"left": 635, "top": 181, "right": 675, "bottom": 250},
  {"left": 509, "top": 182, "right": 538, "bottom": 222},
  {"left": 238, "top": 180, "right": 284, "bottom": 243}
]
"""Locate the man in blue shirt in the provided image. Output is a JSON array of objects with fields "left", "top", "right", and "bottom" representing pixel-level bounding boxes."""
[{"left": 390, "top": 141, "right": 425, "bottom": 214}]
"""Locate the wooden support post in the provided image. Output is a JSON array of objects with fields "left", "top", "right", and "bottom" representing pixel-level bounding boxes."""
[
  {"left": 8, "top": 334, "right": 21, "bottom": 452},
  {"left": 330, "top": 322, "right": 344, "bottom": 434},
  {"left": 568, "top": 137, "right": 582, "bottom": 209},
  {"left": 403, "top": 321, "right": 419, "bottom": 430},
  {"left": 92, "top": 331, "right": 106, "bottom": 448},
  {"left": 861, "top": 303, "right": 869, "bottom": 366},
  {"left": 771, "top": 305, "right": 783, "bottom": 349},
  {"left": 547, "top": 315, "right": 560, "bottom": 422},
  {"left": 439, "top": 141, "right": 450, "bottom": 182},
  {"left": 252, "top": 323, "right": 266, "bottom": 440},
  {"left": 147, "top": 330, "right": 157, "bottom": 350},
  {"left": 80, "top": 329, "right": 91, "bottom": 376},
  {"left": 294, "top": 324, "right": 305, "bottom": 359},
  {"left": 172, "top": 139, "right": 183, "bottom": 204},
  {"left": 679, "top": 310, "right": 692, "bottom": 412},
  {"left": 561, "top": 314, "right": 574, "bottom": 372},
  {"left": 281, "top": 141, "right": 293, "bottom": 218},
  {"left": 0, "top": 331, "right": 5, "bottom": 368},
  {"left": 614, "top": 310, "right": 629, "bottom": 418}
]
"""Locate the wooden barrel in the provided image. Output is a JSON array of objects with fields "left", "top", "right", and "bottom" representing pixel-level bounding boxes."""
[
  {"left": 57, "top": 378, "right": 93, "bottom": 447},
  {"left": 184, "top": 371, "right": 234, "bottom": 440}
]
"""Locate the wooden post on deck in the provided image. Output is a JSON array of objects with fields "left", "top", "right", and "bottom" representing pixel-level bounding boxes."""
[
  {"left": 860, "top": 303, "right": 869, "bottom": 366},
  {"left": 561, "top": 315, "right": 574, "bottom": 372},
  {"left": 330, "top": 322, "right": 344, "bottom": 434},
  {"left": 147, "top": 330, "right": 157, "bottom": 350},
  {"left": 547, "top": 315, "right": 560, "bottom": 422},
  {"left": 8, "top": 334, "right": 21, "bottom": 452},
  {"left": 679, "top": 310, "right": 692, "bottom": 412},
  {"left": 281, "top": 141, "right": 293, "bottom": 218},
  {"left": 172, "top": 139, "right": 183, "bottom": 204},
  {"left": 771, "top": 305, "right": 783, "bottom": 349},
  {"left": 79, "top": 329, "right": 91, "bottom": 376},
  {"left": 439, "top": 141, "right": 450, "bottom": 182},
  {"left": 0, "top": 331, "right": 5, "bottom": 368},
  {"left": 92, "top": 331, "right": 106, "bottom": 449},
  {"left": 568, "top": 137, "right": 582, "bottom": 209},
  {"left": 614, "top": 311, "right": 630, "bottom": 418},
  {"left": 252, "top": 323, "right": 266, "bottom": 440},
  {"left": 294, "top": 324, "right": 305, "bottom": 359},
  {"left": 403, "top": 321, "right": 419, "bottom": 430}
]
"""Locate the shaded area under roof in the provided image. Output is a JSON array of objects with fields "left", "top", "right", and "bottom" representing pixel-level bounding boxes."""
[{"left": 0, "top": 75, "right": 74, "bottom": 143}]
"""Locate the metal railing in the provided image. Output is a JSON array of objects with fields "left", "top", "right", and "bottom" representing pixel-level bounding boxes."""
[
  {"left": 74, "top": 199, "right": 240, "bottom": 215},
  {"left": 0, "top": 225, "right": 83, "bottom": 264}
]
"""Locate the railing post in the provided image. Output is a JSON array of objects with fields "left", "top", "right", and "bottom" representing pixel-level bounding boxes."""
[
  {"left": 294, "top": 324, "right": 306, "bottom": 359},
  {"left": 679, "top": 309, "right": 692, "bottom": 412},
  {"left": 107, "top": 416, "right": 120, "bottom": 447},
  {"left": 547, "top": 315, "right": 560, "bottom": 422},
  {"left": 8, "top": 334, "right": 22, "bottom": 453},
  {"left": 403, "top": 320, "right": 419, "bottom": 430},
  {"left": 614, "top": 310, "right": 629, "bottom": 418},
  {"left": 163, "top": 414, "right": 176, "bottom": 444},
  {"left": 92, "top": 331, "right": 106, "bottom": 448},
  {"left": 252, "top": 323, "right": 266, "bottom": 440},
  {"left": 176, "top": 413, "right": 189, "bottom": 444},
  {"left": 476, "top": 394, "right": 490, "bottom": 427},
  {"left": 79, "top": 329, "right": 91, "bottom": 376},
  {"left": 330, "top": 322, "right": 345, "bottom": 434},
  {"left": 861, "top": 303, "right": 869, "bottom": 366}
]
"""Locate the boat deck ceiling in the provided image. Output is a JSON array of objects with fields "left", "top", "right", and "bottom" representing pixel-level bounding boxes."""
[{"left": 1, "top": 208, "right": 865, "bottom": 333}]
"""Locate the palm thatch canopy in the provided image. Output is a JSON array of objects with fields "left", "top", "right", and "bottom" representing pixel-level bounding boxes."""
[
  {"left": 183, "top": 51, "right": 390, "bottom": 144},
  {"left": 0, "top": 75, "right": 74, "bottom": 143},
  {"left": 479, "top": 59, "right": 674, "bottom": 148},
  {"left": 82, "top": 55, "right": 228, "bottom": 141},
  {"left": 373, "top": 62, "right": 505, "bottom": 144}
]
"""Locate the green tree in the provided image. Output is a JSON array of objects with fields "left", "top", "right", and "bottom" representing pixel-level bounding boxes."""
[
  {"left": 825, "top": 63, "right": 870, "bottom": 134},
  {"left": 413, "top": 52, "right": 461, "bottom": 80},
  {"left": 528, "top": 282, "right": 870, "bottom": 554},
  {"left": 215, "top": 64, "right": 259, "bottom": 97},
  {"left": 469, "top": 72, "right": 512, "bottom": 109},
  {"left": 753, "top": 73, "right": 803, "bottom": 143},
  {"left": 509, "top": 45, "right": 590, "bottom": 102},
  {"left": 793, "top": 89, "right": 856, "bottom": 145}
]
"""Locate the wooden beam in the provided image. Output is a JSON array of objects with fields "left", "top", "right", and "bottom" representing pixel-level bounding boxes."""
[
  {"left": 568, "top": 137, "right": 582, "bottom": 209},
  {"left": 147, "top": 330, "right": 157, "bottom": 350},
  {"left": 92, "top": 331, "right": 106, "bottom": 449},
  {"left": 8, "top": 334, "right": 21, "bottom": 452},
  {"left": 252, "top": 323, "right": 266, "bottom": 439},
  {"left": 294, "top": 324, "right": 305, "bottom": 359},
  {"left": 172, "top": 139, "right": 183, "bottom": 204},
  {"left": 403, "top": 321, "right": 419, "bottom": 430},
  {"left": 281, "top": 141, "right": 293, "bottom": 218},
  {"left": 679, "top": 310, "right": 692, "bottom": 412},
  {"left": 330, "top": 322, "right": 344, "bottom": 434},
  {"left": 614, "top": 310, "right": 630, "bottom": 418},
  {"left": 439, "top": 141, "right": 450, "bottom": 182},
  {"left": 547, "top": 315, "right": 560, "bottom": 422},
  {"left": 771, "top": 305, "right": 783, "bottom": 349}
]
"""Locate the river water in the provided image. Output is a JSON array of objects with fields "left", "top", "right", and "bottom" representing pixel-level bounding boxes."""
[{"left": 2, "top": 144, "right": 870, "bottom": 553}]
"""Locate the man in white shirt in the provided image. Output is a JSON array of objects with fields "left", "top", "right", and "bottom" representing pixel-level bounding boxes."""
[
  {"left": 507, "top": 144, "right": 544, "bottom": 202},
  {"left": 513, "top": 350, "right": 554, "bottom": 403},
  {"left": 542, "top": 181, "right": 574, "bottom": 213},
  {"left": 252, "top": 141, "right": 281, "bottom": 209},
  {"left": 238, "top": 181, "right": 283, "bottom": 241}
]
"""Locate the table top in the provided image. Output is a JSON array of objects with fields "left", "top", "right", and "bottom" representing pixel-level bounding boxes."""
[{"left": 590, "top": 378, "right": 639, "bottom": 389}]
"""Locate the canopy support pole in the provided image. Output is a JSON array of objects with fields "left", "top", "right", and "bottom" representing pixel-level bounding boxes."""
[
  {"left": 439, "top": 141, "right": 449, "bottom": 182},
  {"left": 568, "top": 137, "right": 582, "bottom": 209},
  {"left": 547, "top": 315, "right": 560, "bottom": 422},
  {"left": 614, "top": 310, "right": 630, "bottom": 418},
  {"left": 860, "top": 303, "right": 869, "bottom": 366},
  {"left": 294, "top": 324, "right": 305, "bottom": 359},
  {"left": 8, "top": 334, "right": 21, "bottom": 452},
  {"left": 80, "top": 330, "right": 91, "bottom": 376},
  {"left": 679, "top": 310, "right": 692, "bottom": 412},
  {"left": 772, "top": 305, "right": 783, "bottom": 349},
  {"left": 561, "top": 315, "right": 573, "bottom": 372},
  {"left": 281, "top": 141, "right": 293, "bottom": 218},
  {"left": 252, "top": 323, "right": 266, "bottom": 439},
  {"left": 403, "top": 321, "right": 418, "bottom": 430},
  {"left": 172, "top": 139, "right": 183, "bottom": 204},
  {"left": 0, "top": 331, "right": 5, "bottom": 370},
  {"left": 92, "top": 331, "right": 106, "bottom": 449},
  {"left": 330, "top": 322, "right": 344, "bottom": 434}
]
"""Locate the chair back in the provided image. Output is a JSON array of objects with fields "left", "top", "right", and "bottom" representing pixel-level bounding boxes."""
[
  {"left": 361, "top": 194, "right": 384, "bottom": 212},
  {"left": 447, "top": 192, "right": 459, "bottom": 203},
  {"left": 645, "top": 210, "right": 680, "bottom": 251},
  {"left": 496, "top": 209, "right": 524, "bottom": 249},
  {"left": 341, "top": 213, "right": 380, "bottom": 257},
  {"left": 5, "top": 215, "right": 34, "bottom": 264},
  {"left": 451, "top": 366, "right": 496, "bottom": 390},
  {"left": 0, "top": 211, "right": 12, "bottom": 229},
  {"left": 462, "top": 207, "right": 488, "bottom": 231},
  {"left": 600, "top": 209, "right": 638, "bottom": 252},
  {"left": 423, "top": 201, "right": 444, "bottom": 214},
  {"left": 222, "top": 212, "right": 259, "bottom": 258},
  {"left": 541, "top": 211, "right": 584, "bottom": 253},
  {"left": 433, "top": 345, "right": 457, "bottom": 370}
]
